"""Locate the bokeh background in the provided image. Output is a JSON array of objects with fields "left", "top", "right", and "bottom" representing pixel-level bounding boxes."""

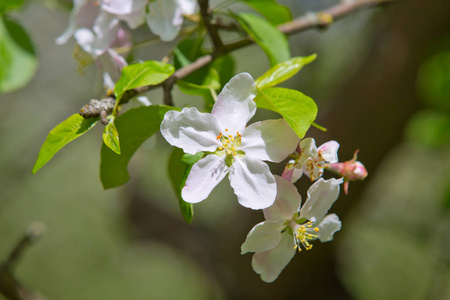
[{"left": 1, "top": 0, "right": 449, "bottom": 299}]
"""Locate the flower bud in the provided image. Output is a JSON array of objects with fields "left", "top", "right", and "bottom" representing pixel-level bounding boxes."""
[{"left": 325, "top": 150, "right": 368, "bottom": 194}]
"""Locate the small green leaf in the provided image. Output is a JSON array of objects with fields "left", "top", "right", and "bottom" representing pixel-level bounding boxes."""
[
  {"left": 32, "top": 114, "right": 99, "bottom": 174},
  {"left": 240, "top": 0, "right": 292, "bottom": 25},
  {"left": 103, "top": 118, "right": 121, "bottom": 155},
  {"left": 100, "top": 105, "right": 175, "bottom": 189},
  {"left": 255, "top": 87, "right": 317, "bottom": 138},
  {"left": 255, "top": 55, "right": 317, "bottom": 89},
  {"left": 237, "top": 13, "right": 290, "bottom": 66},
  {"left": 0, "top": 0, "right": 26, "bottom": 13},
  {"left": 168, "top": 149, "right": 204, "bottom": 223},
  {"left": 114, "top": 60, "right": 175, "bottom": 101},
  {"left": 0, "top": 16, "right": 38, "bottom": 93}
]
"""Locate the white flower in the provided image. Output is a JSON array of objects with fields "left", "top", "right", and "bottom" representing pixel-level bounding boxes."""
[
  {"left": 289, "top": 138, "right": 339, "bottom": 182},
  {"left": 160, "top": 73, "right": 300, "bottom": 209},
  {"left": 146, "top": 0, "right": 196, "bottom": 41},
  {"left": 241, "top": 175, "right": 343, "bottom": 282}
]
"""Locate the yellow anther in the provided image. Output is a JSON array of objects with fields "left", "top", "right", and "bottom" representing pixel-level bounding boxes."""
[
  {"left": 228, "top": 135, "right": 232, "bottom": 138},
  {"left": 314, "top": 227, "right": 319, "bottom": 232},
  {"left": 231, "top": 147, "right": 236, "bottom": 151},
  {"left": 227, "top": 150, "right": 232, "bottom": 155},
  {"left": 219, "top": 147, "right": 223, "bottom": 150}
]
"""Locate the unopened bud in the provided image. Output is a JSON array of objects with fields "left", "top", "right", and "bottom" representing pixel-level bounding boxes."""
[{"left": 325, "top": 150, "right": 368, "bottom": 194}]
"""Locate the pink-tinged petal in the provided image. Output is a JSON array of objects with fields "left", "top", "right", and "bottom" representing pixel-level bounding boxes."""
[
  {"left": 252, "top": 232, "right": 296, "bottom": 283},
  {"left": 211, "top": 73, "right": 257, "bottom": 135},
  {"left": 291, "top": 166, "right": 304, "bottom": 182},
  {"left": 160, "top": 107, "right": 221, "bottom": 154},
  {"left": 300, "top": 178, "right": 343, "bottom": 222},
  {"left": 316, "top": 214, "right": 341, "bottom": 242},
  {"left": 229, "top": 156, "right": 276, "bottom": 210},
  {"left": 181, "top": 154, "right": 229, "bottom": 203},
  {"left": 264, "top": 175, "right": 301, "bottom": 221},
  {"left": 241, "top": 119, "right": 300, "bottom": 163},
  {"left": 241, "top": 221, "right": 285, "bottom": 254},
  {"left": 318, "top": 140, "right": 339, "bottom": 163},
  {"left": 297, "top": 137, "right": 317, "bottom": 165}
]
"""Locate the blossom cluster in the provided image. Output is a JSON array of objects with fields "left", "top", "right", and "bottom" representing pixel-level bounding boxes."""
[
  {"left": 57, "top": 0, "right": 196, "bottom": 85},
  {"left": 160, "top": 73, "right": 368, "bottom": 282}
]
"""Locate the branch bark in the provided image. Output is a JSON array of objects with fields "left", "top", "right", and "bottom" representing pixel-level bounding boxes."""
[{"left": 112, "top": 0, "right": 395, "bottom": 107}]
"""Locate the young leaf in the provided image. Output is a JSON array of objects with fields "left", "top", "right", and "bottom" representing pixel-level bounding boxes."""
[
  {"left": 32, "top": 114, "right": 99, "bottom": 174},
  {"left": 255, "top": 54, "right": 317, "bottom": 89},
  {"left": 236, "top": 13, "right": 290, "bottom": 66},
  {"left": 168, "top": 149, "right": 204, "bottom": 223},
  {"left": 255, "top": 87, "right": 317, "bottom": 138},
  {"left": 239, "top": 0, "right": 292, "bottom": 25},
  {"left": 103, "top": 118, "right": 121, "bottom": 155},
  {"left": 0, "top": 16, "right": 38, "bottom": 93},
  {"left": 114, "top": 61, "right": 175, "bottom": 101},
  {"left": 100, "top": 105, "right": 175, "bottom": 189}
]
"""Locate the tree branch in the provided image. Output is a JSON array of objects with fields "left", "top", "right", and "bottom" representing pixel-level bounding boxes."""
[
  {"left": 109, "top": 0, "right": 395, "bottom": 108},
  {"left": 198, "top": 0, "right": 225, "bottom": 55}
]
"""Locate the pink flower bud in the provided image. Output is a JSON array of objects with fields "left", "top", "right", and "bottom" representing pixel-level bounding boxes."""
[{"left": 325, "top": 150, "right": 368, "bottom": 194}]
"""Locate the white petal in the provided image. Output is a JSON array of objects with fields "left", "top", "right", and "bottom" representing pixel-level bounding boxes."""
[
  {"left": 241, "top": 221, "right": 285, "bottom": 254},
  {"left": 160, "top": 107, "right": 221, "bottom": 154},
  {"left": 176, "top": 0, "right": 196, "bottom": 14},
  {"left": 147, "top": 0, "right": 182, "bottom": 41},
  {"left": 211, "top": 73, "right": 257, "bottom": 135},
  {"left": 298, "top": 137, "right": 317, "bottom": 165},
  {"left": 291, "top": 166, "right": 304, "bottom": 182},
  {"left": 229, "top": 156, "right": 276, "bottom": 210},
  {"left": 252, "top": 232, "right": 296, "bottom": 283},
  {"left": 55, "top": 0, "right": 91, "bottom": 44},
  {"left": 240, "top": 118, "right": 299, "bottom": 163},
  {"left": 318, "top": 140, "right": 339, "bottom": 163},
  {"left": 264, "top": 175, "right": 301, "bottom": 221},
  {"left": 316, "top": 214, "right": 341, "bottom": 242},
  {"left": 300, "top": 178, "right": 343, "bottom": 222},
  {"left": 181, "top": 154, "right": 229, "bottom": 203},
  {"left": 136, "top": 96, "right": 151, "bottom": 106},
  {"left": 101, "top": 0, "right": 147, "bottom": 15}
]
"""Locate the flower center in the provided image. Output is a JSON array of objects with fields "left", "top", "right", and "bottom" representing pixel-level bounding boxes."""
[
  {"left": 305, "top": 152, "right": 325, "bottom": 181},
  {"left": 292, "top": 221, "right": 319, "bottom": 252},
  {"left": 215, "top": 129, "right": 244, "bottom": 166}
]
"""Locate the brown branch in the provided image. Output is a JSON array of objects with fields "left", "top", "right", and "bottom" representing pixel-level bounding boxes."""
[
  {"left": 198, "top": 0, "right": 225, "bottom": 55},
  {"left": 0, "top": 223, "right": 48, "bottom": 300},
  {"left": 111, "top": 0, "right": 395, "bottom": 108}
]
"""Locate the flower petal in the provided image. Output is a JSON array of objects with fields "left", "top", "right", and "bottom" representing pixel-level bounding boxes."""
[
  {"left": 300, "top": 178, "right": 343, "bottom": 221},
  {"left": 181, "top": 154, "right": 229, "bottom": 203},
  {"left": 147, "top": 0, "right": 182, "bottom": 41},
  {"left": 318, "top": 140, "right": 339, "bottom": 163},
  {"left": 211, "top": 73, "right": 257, "bottom": 135},
  {"left": 241, "top": 220, "right": 285, "bottom": 254},
  {"left": 264, "top": 175, "right": 301, "bottom": 221},
  {"left": 252, "top": 232, "right": 296, "bottom": 283},
  {"left": 101, "top": 0, "right": 147, "bottom": 15},
  {"left": 241, "top": 118, "right": 300, "bottom": 163},
  {"left": 316, "top": 214, "right": 341, "bottom": 242},
  {"left": 298, "top": 137, "right": 317, "bottom": 165},
  {"left": 160, "top": 107, "right": 221, "bottom": 154},
  {"left": 291, "top": 166, "right": 304, "bottom": 182},
  {"left": 229, "top": 156, "right": 276, "bottom": 210},
  {"left": 176, "top": 0, "right": 196, "bottom": 14}
]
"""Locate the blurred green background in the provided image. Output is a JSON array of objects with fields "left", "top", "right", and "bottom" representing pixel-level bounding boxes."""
[{"left": 0, "top": 0, "right": 449, "bottom": 299}]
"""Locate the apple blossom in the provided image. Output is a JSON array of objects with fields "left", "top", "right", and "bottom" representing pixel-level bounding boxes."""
[
  {"left": 160, "top": 73, "right": 300, "bottom": 209},
  {"left": 241, "top": 176, "right": 343, "bottom": 282},
  {"left": 283, "top": 138, "right": 339, "bottom": 182}
]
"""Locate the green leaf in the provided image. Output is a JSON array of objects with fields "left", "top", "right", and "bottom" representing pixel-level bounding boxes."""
[
  {"left": 255, "top": 54, "right": 317, "bottom": 89},
  {"left": 212, "top": 54, "right": 235, "bottom": 88},
  {"left": 100, "top": 105, "right": 175, "bottom": 189},
  {"left": 240, "top": 0, "right": 292, "bottom": 25},
  {"left": 237, "top": 12, "right": 290, "bottom": 66},
  {"left": 114, "top": 61, "right": 175, "bottom": 101},
  {"left": 0, "top": 0, "right": 26, "bottom": 14},
  {"left": 0, "top": 16, "right": 38, "bottom": 93},
  {"left": 168, "top": 149, "right": 204, "bottom": 223},
  {"left": 32, "top": 114, "right": 99, "bottom": 174},
  {"left": 103, "top": 118, "right": 121, "bottom": 155},
  {"left": 405, "top": 110, "right": 450, "bottom": 148},
  {"left": 255, "top": 87, "right": 317, "bottom": 138}
]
